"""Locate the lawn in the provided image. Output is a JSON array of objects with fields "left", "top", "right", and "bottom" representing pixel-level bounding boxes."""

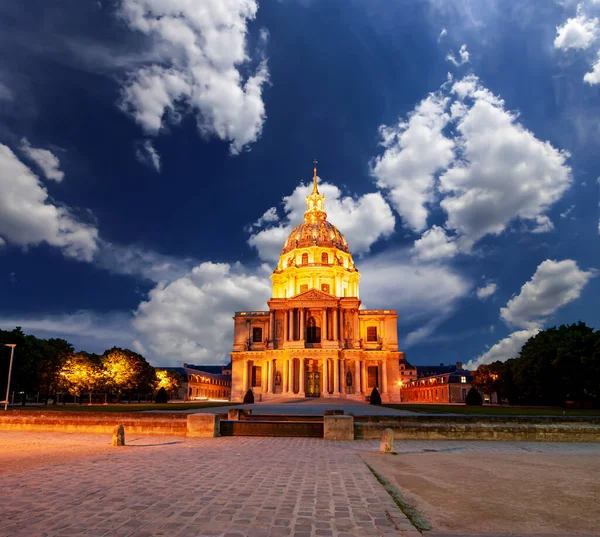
[
  {"left": 7, "top": 402, "right": 238, "bottom": 413},
  {"left": 383, "top": 404, "right": 600, "bottom": 416}
]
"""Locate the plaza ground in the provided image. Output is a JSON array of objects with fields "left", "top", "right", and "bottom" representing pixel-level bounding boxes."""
[{"left": 1, "top": 432, "right": 599, "bottom": 536}]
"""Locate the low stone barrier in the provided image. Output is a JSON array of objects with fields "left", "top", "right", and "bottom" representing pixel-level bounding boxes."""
[
  {"left": 187, "top": 413, "right": 220, "bottom": 438},
  {"left": 354, "top": 421, "right": 600, "bottom": 442},
  {"left": 0, "top": 411, "right": 187, "bottom": 436},
  {"left": 324, "top": 415, "right": 354, "bottom": 440}
]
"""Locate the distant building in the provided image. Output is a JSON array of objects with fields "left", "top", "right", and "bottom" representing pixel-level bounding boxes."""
[
  {"left": 399, "top": 356, "right": 417, "bottom": 385},
  {"left": 160, "top": 363, "right": 232, "bottom": 401},
  {"left": 401, "top": 362, "right": 474, "bottom": 403}
]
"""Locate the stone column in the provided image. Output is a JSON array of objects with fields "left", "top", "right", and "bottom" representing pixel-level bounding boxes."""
[
  {"left": 354, "top": 311, "right": 359, "bottom": 348},
  {"left": 341, "top": 359, "right": 346, "bottom": 395},
  {"left": 283, "top": 358, "right": 289, "bottom": 394},
  {"left": 289, "top": 308, "right": 294, "bottom": 341},
  {"left": 242, "top": 359, "right": 249, "bottom": 393},
  {"left": 382, "top": 359, "right": 388, "bottom": 394},
  {"left": 269, "top": 310, "right": 274, "bottom": 342},
  {"left": 299, "top": 358, "right": 305, "bottom": 396},
  {"left": 323, "top": 308, "right": 328, "bottom": 340},
  {"left": 355, "top": 360, "right": 361, "bottom": 395},
  {"left": 300, "top": 308, "right": 305, "bottom": 341},
  {"left": 322, "top": 358, "right": 328, "bottom": 396},
  {"left": 361, "top": 361, "right": 367, "bottom": 394},
  {"left": 262, "top": 360, "right": 268, "bottom": 393},
  {"left": 285, "top": 310, "right": 289, "bottom": 341},
  {"left": 333, "top": 358, "right": 340, "bottom": 395},
  {"left": 288, "top": 358, "right": 294, "bottom": 394},
  {"left": 266, "top": 360, "right": 271, "bottom": 393},
  {"left": 333, "top": 308, "right": 339, "bottom": 342},
  {"left": 271, "top": 359, "right": 276, "bottom": 393}
]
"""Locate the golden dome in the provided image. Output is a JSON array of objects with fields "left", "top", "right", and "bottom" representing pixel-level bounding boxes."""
[
  {"left": 281, "top": 165, "right": 349, "bottom": 256},
  {"left": 282, "top": 220, "right": 349, "bottom": 255}
]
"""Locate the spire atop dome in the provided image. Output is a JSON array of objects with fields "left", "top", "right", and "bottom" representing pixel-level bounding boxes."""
[
  {"left": 312, "top": 159, "right": 319, "bottom": 194},
  {"left": 305, "top": 161, "right": 326, "bottom": 223}
]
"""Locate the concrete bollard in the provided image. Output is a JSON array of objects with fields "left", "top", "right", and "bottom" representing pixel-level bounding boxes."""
[
  {"left": 379, "top": 428, "right": 394, "bottom": 453},
  {"left": 111, "top": 424, "right": 125, "bottom": 446},
  {"left": 187, "top": 413, "right": 220, "bottom": 438},
  {"left": 228, "top": 409, "right": 241, "bottom": 420},
  {"left": 323, "top": 415, "right": 354, "bottom": 440}
]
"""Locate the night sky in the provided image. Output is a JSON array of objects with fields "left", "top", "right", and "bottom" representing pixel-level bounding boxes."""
[{"left": 0, "top": 0, "right": 599, "bottom": 367}]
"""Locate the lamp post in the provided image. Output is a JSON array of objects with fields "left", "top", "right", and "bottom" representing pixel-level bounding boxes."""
[
  {"left": 397, "top": 380, "right": 403, "bottom": 403},
  {"left": 4, "top": 344, "right": 16, "bottom": 411}
]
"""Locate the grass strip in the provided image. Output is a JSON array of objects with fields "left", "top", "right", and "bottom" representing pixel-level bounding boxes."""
[{"left": 365, "top": 462, "right": 431, "bottom": 533}]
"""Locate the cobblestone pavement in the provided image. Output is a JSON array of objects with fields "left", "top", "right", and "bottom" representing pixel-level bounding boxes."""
[{"left": 1, "top": 434, "right": 598, "bottom": 537}]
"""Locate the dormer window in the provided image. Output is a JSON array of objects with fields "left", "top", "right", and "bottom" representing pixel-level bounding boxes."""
[
  {"left": 301, "top": 253, "right": 309, "bottom": 265},
  {"left": 321, "top": 252, "right": 328, "bottom": 264}
]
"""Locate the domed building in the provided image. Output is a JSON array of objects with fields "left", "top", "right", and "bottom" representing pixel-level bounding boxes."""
[{"left": 230, "top": 166, "right": 404, "bottom": 402}]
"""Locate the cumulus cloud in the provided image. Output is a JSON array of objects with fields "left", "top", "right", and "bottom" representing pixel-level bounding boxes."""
[
  {"left": 446, "top": 44, "right": 470, "bottom": 66},
  {"left": 584, "top": 51, "right": 600, "bottom": 84},
  {"left": 468, "top": 258, "right": 595, "bottom": 369},
  {"left": 133, "top": 261, "right": 271, "bottom": 365},
  {"left": 0, "top": 144, "right": 98, "bottom": 261},
  {"left": 411, "top": 225, "right": 458, "bottom": 262},
  {"left": 19, "top": 138, "right": 64, "bottom": 182},
  {"left": 371, "top": 92, "right": 454, "bottom": 232},
  {"left": 359, "top": 248, "right": 471, "bottom": 347},
  {"left": 531, "top": 215, "right": 555, "bottom": 234},
  {"left": 554, "top": 10, "right": 599, "bottom": 50},
  {"left": 0, "top": 81, "right": 13, "bottom": 101},
  {"left": 476, "top": 282, "right": 497, "bottom": 300},
  {"left": 117, "top": 0, "right": 269, "bottom": 155},
  {"left": 135, "top": 139, "right": 161, "bottom": 171},
  {"left": 248, "top": 180, "right": 396, "bottom": 263},
  {"left": 440, "top": 75, "right": 572, "bottom": 243},
  {"left": 500, "top": 259, "right": 595, "bottom": 329}
]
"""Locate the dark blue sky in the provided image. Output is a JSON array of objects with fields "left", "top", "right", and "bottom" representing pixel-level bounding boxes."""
[{"left": 0, "top": 0, "right": 598, "bottom": 367}]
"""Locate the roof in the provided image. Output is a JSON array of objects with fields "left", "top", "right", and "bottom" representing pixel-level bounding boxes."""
[
  {"left": 184, "top": 363, "right": 228, "bottom": 375},
  {"left": 417, "top": 365, "right": 457, "bottom": 377}
]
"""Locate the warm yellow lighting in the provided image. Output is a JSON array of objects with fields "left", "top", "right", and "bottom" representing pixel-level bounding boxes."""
[{"left": 397, "top": 380, "right": 403, "bottom": 387}]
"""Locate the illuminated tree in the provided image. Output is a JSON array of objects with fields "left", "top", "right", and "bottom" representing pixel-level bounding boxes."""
[
  {"left": 472, "top": 364, "right": 500, "bottom": 403},
  {"left": 58, "top": 352, "right": 103, "bottom": 398},
  {"left": 155, "top": 369, "right": 182, "bottom": 397},
  {"left": 101, "top": 347, "right": 156, "bottom": 401}
]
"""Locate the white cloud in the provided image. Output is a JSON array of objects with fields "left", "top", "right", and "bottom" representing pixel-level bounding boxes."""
[
  {"left": 467, "top": 328, "right": 539, "bottom": 369},
  {"left": 584, "top": 51, "right": 600, "bottom": 84},
  {"left": 0, "top": 81, "right": 12, "bottom": 101},
  {"left": 476, "top": 282, "right": 497, "bottom": 300},
  {"left": 531, "top": 214, "right": 555, "bottom": 233},
  {"left": 411, "top": 225, "right": 458, "bottom": 262},
  {"left": 0, "top": 144, "right": 98, "bottom": 261},
  {"left": 359, "top": 248, "right": 471, "bottom": 346},
  {"left": 19, "top": 138, "right": 64, "bottom": 182},
  {"left": 253, "top": 207, "right": 279, "bottom": 228},
  {"left": 446, "top": 44, "right": 470, "bottom": 66},
  {"left": 371, "top": 92, "right": 454, "bottom": 232},
  {"left": 560, "top": 204, "right": 575, "bottom": 218},
  {"left": 133, "top": 261, "right": 271, "bottom": 365},
  {"left": 118, "top": 0, "right": 269, "bottom": 155},
  {"left": 248, "top": 180, "right": 396, "bottom": 262},
  {"left": 439, "top": 75, "right": 572, "bottom": 243},
  {"left": 500, "top": 259, "right": 595, "bottom": 329},
  {"left": 554, "top": 11, "right": 599, "bottom": 50},
  {"left": 135, "top": 139, "right": 161, "bottom": 171},
  {"left": 438, "top": 28, "right": 448, "bottom": 42}
]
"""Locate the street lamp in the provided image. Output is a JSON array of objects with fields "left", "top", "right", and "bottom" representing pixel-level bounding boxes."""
[
  {"left": 397, "top": 380, "right": 403, "bottom": 403},
  {"left": 3, "top": 344, "right": 16, "bottom": 411}
]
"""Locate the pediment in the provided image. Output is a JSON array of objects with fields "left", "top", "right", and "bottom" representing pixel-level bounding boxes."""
[{"left": 288, "top": 288, "right": 338, "bottom": 303}]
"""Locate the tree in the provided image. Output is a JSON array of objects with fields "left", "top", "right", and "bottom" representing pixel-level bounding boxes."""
[
  {"left": 58, "top": 352, "right": 103, "bottom": 399},
  {"left": 101, "top": 347, "right": 157, "bottom": 402},
  {"left": 155, "top": 369, "right": 182, "bottom": 398},
  {"left": 465, "top": 387, "right": 483, "bottom": 406},
  {"left": 155, "top": 387, "right": 169, "bottom": 403},
  {"left": 472, "top": 364, "right": 500, "bottom": 403}
]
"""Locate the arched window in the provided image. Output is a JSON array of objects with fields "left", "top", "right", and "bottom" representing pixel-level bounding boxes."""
[
  {"left": 346, "top": 371, "right": 353, "bottom": 387},
  {"left": 321, "top": 252, "right": 328, "bottom": 264},
  {"left": 301, "top": 253, "right": 309, "bottom": 265}
]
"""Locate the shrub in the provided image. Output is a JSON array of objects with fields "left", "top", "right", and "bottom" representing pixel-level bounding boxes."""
[
  {"left": 243, "top": 389, "right": 255, "bottom": 404},
  {"left": 155, "top": 387, "right": 168, "bottom": 403},
  {"left": 465, "top": 387, "right": 483, "bottom": 406},
  {"left": 370, "top": 387, "right": 382, "bottom": 405}
]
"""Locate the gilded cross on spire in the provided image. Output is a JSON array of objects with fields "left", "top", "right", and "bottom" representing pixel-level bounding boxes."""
[{"left": 312, "top": 159, "right": 319, "bottom": 193}]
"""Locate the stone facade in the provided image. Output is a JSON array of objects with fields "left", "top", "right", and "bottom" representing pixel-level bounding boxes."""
[
  {"left": 230, "top": 167, "right": 404, "bottom": 403},
  {"left": 401, "top": 367, "right": 474, "bottom": 403}
]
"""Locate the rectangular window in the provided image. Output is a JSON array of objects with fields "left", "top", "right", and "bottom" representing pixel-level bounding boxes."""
[
  {"left": 252, "top": 366, "right": 262, "bottom": 387},
  {"left": 252, "top": 327, "right": 263, "bottom": 342},
  {"left": 300, "top": 284, "right": 308, "bottom": 293},
  {"left": 321, "top": 283, "right": 330, "bottom": 294},
  {"left": 461, "top": 376, "right": 467, "bottom": 383},
  {"left": 367, "top": 326, "right": 378, "bottom": 342},
  {"left": 367, "top": 366, "right": 379, "bottom": 388}
]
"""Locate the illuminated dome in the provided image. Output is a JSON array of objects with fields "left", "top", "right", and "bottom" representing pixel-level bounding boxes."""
[{"left": 282, "top": 220, "right": 349, "bottom": 255}]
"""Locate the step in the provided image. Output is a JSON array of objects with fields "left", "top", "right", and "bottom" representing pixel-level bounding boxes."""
[
  {"left": 220, "top": 420, "right": 323, "bottom": 437},
  {"left": 240, "top": 414, "right": 324, "bottom": 422}
]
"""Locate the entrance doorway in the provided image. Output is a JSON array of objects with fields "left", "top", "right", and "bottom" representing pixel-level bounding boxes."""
[
  {"left": 306, "top": 316, "right": 321, "bottom": 343},
  {"left": 367, "top": 365, "right": 379, "bottom": 389},
  {"left": 305, "top": 371, "right": 321, "bottom": 397}
]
